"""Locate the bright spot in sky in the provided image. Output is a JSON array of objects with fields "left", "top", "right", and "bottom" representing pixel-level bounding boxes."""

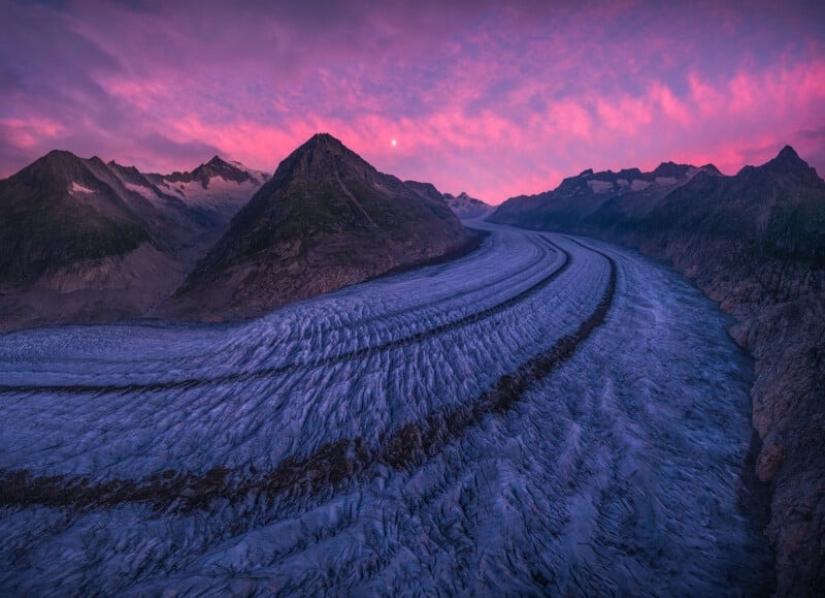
[{"left": 391, "top": 138, "right": 397, "bottom": 147}]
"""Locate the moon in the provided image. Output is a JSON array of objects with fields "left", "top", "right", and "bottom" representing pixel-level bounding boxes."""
[{"left": 391, "top": 138, "right": 397, "bottom": 147}]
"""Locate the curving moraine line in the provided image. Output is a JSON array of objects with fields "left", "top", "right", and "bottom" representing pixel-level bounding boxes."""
[{"left": 0, "top": 239, "right": 617, "bottom": 512}]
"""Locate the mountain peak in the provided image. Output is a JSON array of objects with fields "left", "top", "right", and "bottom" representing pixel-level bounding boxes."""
[
  {"left": 776, "top": 145, "right": 800, "bottom": 163},
  {"left": 652, "top": 161, "right": 692, "bottom": 179},
  {"left": 768, "top": 145, "right": 809, "bottom": 170},
  {"left": 20, "top": 149, "right": 91, "bottom": 181},
  {"left": 273, "top": 133, "right": 367, "bottom": 183},
  {"left": 759, "top": 144, "right": 818, "bottom": 179},
  {"left": 37, "top": 149, "right": 84, "bottom": 169},
  {"left": 44, "top": 148, "right": 78, "bottom": 160},
  {"left": 300, "top": 132, "right": 348, "bottom": 155},
  {"left": 699, "top": 163, "right": 722, "bottom": 175},
  {"left": 309, "top": 132, "right": 341, "bottom": 144},
  {"left": 206, "top": 155, "right": 228, "bottom": 167},
  {"left": 773, "top": 145, "right": 818, "bottom": 172},
  {"left": 189, "top": 155, "right": 260, "bottom": 185}
]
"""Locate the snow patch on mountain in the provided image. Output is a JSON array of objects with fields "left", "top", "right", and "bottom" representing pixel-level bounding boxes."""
[
  {"left": 229, "top": 160, "right": 270, "bottom": 183},
  {"left": 122, "top": 181, "right": 159, "bottom": 201},
  {"left": 155, "top": 176, "right": 260, "bottom": 209},
  {"left": 69, "top": 182, "right": 94, "bottom": 195},
  {"left": 587, "top": 179, "right": 615, "bottom": 193},
  {"left": 442, "top": 192, "right": 493, "bottom": 219}
]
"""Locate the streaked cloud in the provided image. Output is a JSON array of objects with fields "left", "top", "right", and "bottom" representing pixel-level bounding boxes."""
[{"left": 1, "top": 0, "right": 823, "bottom": 202}]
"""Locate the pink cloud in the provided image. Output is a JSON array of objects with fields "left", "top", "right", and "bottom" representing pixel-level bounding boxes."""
[
  {"left": 649, "top": 83, "right": 691, "bottom": 126},
  {"left": 2, "top": 1, "right": 824, "bottom": 203},
  {"left": 0, "top": 118, "right": 65, "bottom": 149}
]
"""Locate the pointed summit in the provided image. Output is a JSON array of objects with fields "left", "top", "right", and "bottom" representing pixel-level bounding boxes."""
[
  {"left": 189, "top": 155, "right": 261, "bottom": 185},
  {"left": 760, "top": 144, "right": 818, "bottom": 179},
  {"left": 20, "top": 149, "right": 87, "bottom": 180},
  {"left": 205, "top": 155, "right": 228, "bottom": 167},
  {"left": 42, "top": 148, "right": 81, "bottom": 163},
  {"left": 304, "top": 132, "right": 346, "bottom": 151},
  {"left": 284, "top": 133, "right": 350, "bottom": 163},
  {"left": 777, "top": 145, "right": 801, "bottom": 162},
  {"left": 271, "top": 132, "right": 366, "bottom": 184}
]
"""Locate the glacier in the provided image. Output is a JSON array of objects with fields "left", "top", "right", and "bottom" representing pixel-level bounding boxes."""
[{"left": 0, "top": 224, "right": 773, "bottom": 595}]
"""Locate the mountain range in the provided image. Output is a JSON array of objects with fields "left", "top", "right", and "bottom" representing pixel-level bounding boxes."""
[
  {"left": 0, "top": 134, "right": 479, "bottom": 331},
  {"left": 0, "top": 151, "right": 266, "bottom": 331},
  {"left": 1, "top": 134, "right": 822, "bottom": 594},
  {"left": 490, "top": 146, "right": 825, "bottom": 596}
]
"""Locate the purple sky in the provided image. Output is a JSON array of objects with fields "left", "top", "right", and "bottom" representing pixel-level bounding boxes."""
[{"left": 2, "top": 0, "right": 824, "bottom": 203}]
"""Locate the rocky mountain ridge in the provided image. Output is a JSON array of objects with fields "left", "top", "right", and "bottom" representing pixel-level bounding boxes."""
[
  {"left": 491, "top": 160, "right": 722, "bottom": 232},
  {"left": 489, "top": 146, "right": 825, "bottom": 596},
  {"left": 161, "top": 133, "right": 481, "bottom": 321},
  {"left": 441, "top": 191, "right": 493, "bottom": 219},
  {"left": 1, "top": 135, "right": 480, "bottom": 330}
]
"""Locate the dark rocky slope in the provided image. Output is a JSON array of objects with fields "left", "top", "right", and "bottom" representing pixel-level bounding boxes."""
[
  {"left": 0, "top": 151, "right": 182, "bottom": 331},
  {"left": 0, "top": 152, "right": 266, "bottom": 332},
  {"left": 489, "top": 146, "right": 825, "bottom": 596},
  {"left": 0, "top": 151, "right": 153, "bottom": 282},
  {"left": 161, "top": 133, "right": 481, "bottom": 321}
]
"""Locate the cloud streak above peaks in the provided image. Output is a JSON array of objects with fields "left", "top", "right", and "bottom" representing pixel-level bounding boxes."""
[{"left": 1, "top": 0, "right": 824, "bottom": 202}]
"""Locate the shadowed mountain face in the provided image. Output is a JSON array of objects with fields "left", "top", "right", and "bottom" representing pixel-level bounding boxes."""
[
  {"left": 491, "top": 161, "right": 722, "bottom": 232},
  {"left": 640, "top": 146, "right": 825, "bottom": 266},
  {"left": 0, "top": 151, "right": 153, "bottom": 283},
  {"left": 489, "top": 146, "right": 825, "bottom": 596},
  {"left": 0, "top": 152, "right": 267, "bottom": 332},
  {"left": 162, "top": 133, "right": 480, "bottom": 321}
]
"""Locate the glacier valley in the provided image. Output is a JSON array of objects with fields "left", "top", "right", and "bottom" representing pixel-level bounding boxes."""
[{"left": 0, "top": 224, "right": 773, "bottom": 595}]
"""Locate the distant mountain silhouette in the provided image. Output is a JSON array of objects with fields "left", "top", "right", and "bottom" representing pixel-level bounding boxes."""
[
  {"left": 638, "top": 146, "right": 825, "bottom": 266},
  {"left": 159, "top": 155, "right": 267, "bottom": 187},
  {"left": 490, "top": 161, "right": 721, "bottom": 232},
  {"left": 441, "top": 191, "right": 493, "bottom": 219},
  {"left": 121, "top": 155, "right": 268, "bottom": 230},
  {"left": 162, "top": 133, "right": 480, "bottom": 321},
  {"left": 490, "top": 145, "right": 825, "bottom": 595}
]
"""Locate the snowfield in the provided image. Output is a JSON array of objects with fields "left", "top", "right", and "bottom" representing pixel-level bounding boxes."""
[{"left": 0, "top": 224, "right": 772, "bottom": 595}]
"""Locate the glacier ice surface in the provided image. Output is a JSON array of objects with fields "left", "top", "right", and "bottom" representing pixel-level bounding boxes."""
[{"left": 0, "top": 224, "right": 772, "bottom": 595}]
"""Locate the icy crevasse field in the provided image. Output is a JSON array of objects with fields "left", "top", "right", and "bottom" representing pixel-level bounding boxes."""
[{"left": 0, "top": 224, "right": 772, "bottom": 595}]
